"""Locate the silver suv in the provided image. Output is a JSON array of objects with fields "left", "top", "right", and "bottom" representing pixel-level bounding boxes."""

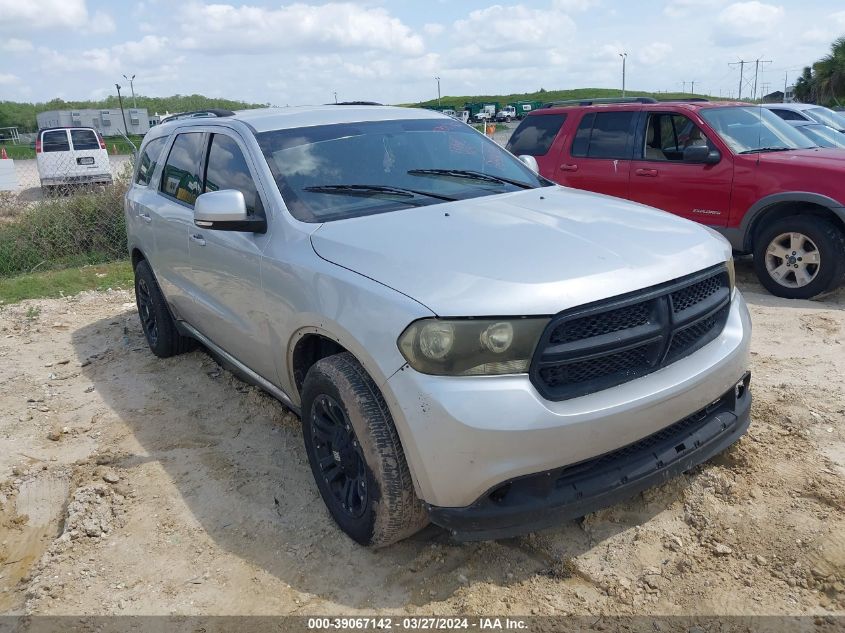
[{"left": 125, "top": 105, "right": 752, "bottom": 546}]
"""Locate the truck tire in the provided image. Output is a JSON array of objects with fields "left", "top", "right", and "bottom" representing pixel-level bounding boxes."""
[
  {"left": 301, "top": 353, "right": 429, "bottom": 547},
  {"left": 134, "top": 260, "right": 196, "bottom": 357},
  {"left": 753, "top": 214, "right": 845, "bottom": 299}
]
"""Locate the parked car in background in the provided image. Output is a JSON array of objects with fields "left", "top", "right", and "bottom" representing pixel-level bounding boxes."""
[
  {"left": 36, "top": 126, "right": 112, "bottom": 191},
  {"left": 763, "top": 102, "right": 845, "bottom": 132},
  {"left": 125, "top": 105, "right": 751, "bottom": 546},
  {"left": 786, "top": 120, "right": 845, "bottom": 149},
  {"left": 507, "top": 98, "right": 845, "bottom": 299}
]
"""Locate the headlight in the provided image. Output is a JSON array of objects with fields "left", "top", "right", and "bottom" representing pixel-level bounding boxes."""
[
  {"left": 726, "top": 257, "right": 736, "bottom": 292},
  {"left": 398, "top": 318, "right": 549, "bottom": 376}
]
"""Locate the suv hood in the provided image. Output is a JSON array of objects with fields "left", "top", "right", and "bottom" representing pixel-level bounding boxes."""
[{"left": 310, "top": 187, "right": 731, "bottom": 316}]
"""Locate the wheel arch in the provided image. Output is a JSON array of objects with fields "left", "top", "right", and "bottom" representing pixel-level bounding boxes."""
[
  {"left": 741, "top": 193, "right": 845, "bottom": 252},
  {"left": 130, "top": 247, "right": 146, "bottom": 269}
]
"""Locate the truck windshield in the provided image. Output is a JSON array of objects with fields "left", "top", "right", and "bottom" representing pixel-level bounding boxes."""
[
  {"left": 700, "top": 106, "right": 817, "bottom": 154},
  {"left": 256, "top": 118, "right": 548, "bottom": 222}
]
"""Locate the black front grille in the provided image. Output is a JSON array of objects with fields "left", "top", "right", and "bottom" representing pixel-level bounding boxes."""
[
  {"left": 550, "top": 302, "right": 651, "bottom": 344},
  {"left": 530, "top": 265, "right": 731, "bottom": 401}
]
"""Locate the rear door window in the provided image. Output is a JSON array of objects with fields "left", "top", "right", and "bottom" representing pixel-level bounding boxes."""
[
  {"left": 571, "top": 111, "right": 636, "bottom": 159},
  {"left": 135, "top": 137, "right": 167, "bottom": 186},
  {"left": 42, "top": 130, "right": 70, "bottom": 152},
  {"left": 506, "top": 114, "right": 567, "bottom": 156},
  {"left": 203, "top": 134, "right": 262, "bottom": 214},
  {"left": 70, "top": 129, "right": 100, "bottom": 150},
  {"left": 160, "top": 132, "right": 205, "bottom": 206}
]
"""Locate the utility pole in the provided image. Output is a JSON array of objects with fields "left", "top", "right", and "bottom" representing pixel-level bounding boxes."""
[
  {"left": 690, "top": 80, "right": 696, "bottom": 95},
  {"left": 333, "top": 91, "right": 337, "bottom": 104},
  {"left": 122, "top": 74, "right": 136, "bottom": 109},
  {"left": 730, "top": 60, "right": 748, "bottom": 99},
  {"left": 752, "top": 58, "right": 772, "bottom": 102},
  {"left": 115, "top": 84, "right": 128, "bottom": 135},
  {"left": 783, "top": 71, "right": 788, "bottom": 103},
  {"left": 619, "top": 52, "right": 627, "bottom": 98},
  {"left": 435, "top": 76, "right": 441, "bottom": 106},
  {"left": 681, "top": 81, "right": 686, "bottom": 94}
]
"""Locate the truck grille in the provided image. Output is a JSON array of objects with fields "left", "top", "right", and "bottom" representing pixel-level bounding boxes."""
[{"left": 530, "top": 265, "right": 731, "bottom": 401}]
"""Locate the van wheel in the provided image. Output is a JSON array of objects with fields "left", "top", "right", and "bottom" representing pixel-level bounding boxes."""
[
  {"left": 134, "top": 260, "right": 196, "bottom": 357},
  {"left": 753, "top": 215, "right": 845, "bottom": 299},
  {"left": 301, "top": 353, "right": 428, "bottom": 547}
]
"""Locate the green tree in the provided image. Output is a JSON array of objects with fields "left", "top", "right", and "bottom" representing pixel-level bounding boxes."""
[
  {"left": 813, "top": 36, "right": 845, "bottom": 106},
  {"left": 792, "top": 66, "right": 816, "bottom": 103}
]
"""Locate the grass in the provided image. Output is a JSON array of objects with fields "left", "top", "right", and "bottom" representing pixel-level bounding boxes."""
[{"left": 0, "top": 260, "right": 133, "bottom": 304}]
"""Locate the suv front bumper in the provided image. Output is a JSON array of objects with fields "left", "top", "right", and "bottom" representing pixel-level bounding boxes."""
[
  {"left": 428, "top": 372, "right": 750, "bottom": 540},
  {"left": 384, "top": 290, "right": 751, "bottom": 511}
]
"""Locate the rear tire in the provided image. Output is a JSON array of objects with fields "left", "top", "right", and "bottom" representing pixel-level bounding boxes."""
[
  {"left": 753, "top": 215, "right": 845, "bottom": 299},
  {"left": 301, "top": 353, "right": 428, "bottom": 546},
  {"left": 134, "top": 259, "right": 196, "bottom": 357}
]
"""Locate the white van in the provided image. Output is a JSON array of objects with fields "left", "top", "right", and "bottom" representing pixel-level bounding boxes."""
[{"left": 36, "top": 127, "right": 112, "bottom": 191}]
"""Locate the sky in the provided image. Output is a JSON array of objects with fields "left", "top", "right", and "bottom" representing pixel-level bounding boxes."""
[{"left": 1, "top": 0, "right": 844, "bottom": 108}]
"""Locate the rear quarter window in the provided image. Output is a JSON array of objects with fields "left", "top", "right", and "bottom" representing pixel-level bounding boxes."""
[
  {"left": 506, "top": 114, "right": 567, "bottom": 156},
  {"left": 70, "top": 129, "right": 100, "bottom": 150},
  {"left": 42, "top": 130, "right": 70, "bottom": 152}
]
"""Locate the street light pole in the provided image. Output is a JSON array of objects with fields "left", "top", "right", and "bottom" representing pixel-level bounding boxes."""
[
  {"left": 333, "top": 91, "right": 338, "bottom": 104},
  {"left": 435, "top": 76, "right": 441, "bottom": 106},
  {"left": 619, "top": 52, "right": 627, "bottom": 98},
  {"left": 122, "top": 74, "right": 136, "bottom": 109},
  {"left": 115, "top": 83, "right": 128, "bottom": 136}
]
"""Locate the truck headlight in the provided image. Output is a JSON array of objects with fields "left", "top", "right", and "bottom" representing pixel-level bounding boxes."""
[{"left": 398, "top": 318, "right": 549, "bottom": 376}]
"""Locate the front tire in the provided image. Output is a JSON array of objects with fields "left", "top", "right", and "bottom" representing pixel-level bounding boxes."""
[
  {"left": 301, "top": 353, "right": 428, "bottom": 546},
  {"left": 753, "top": 215, "right": 845, "bottom": 299},
  {"left": 134, "top": 260, "right": 196, "bottom": 357}
]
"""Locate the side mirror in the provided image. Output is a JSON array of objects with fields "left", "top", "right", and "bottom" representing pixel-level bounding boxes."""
[
  {"left": 518, "top": 154, "right": 539, "bottom": 174},
  {"left": 194, "top": 190, "right": 265, "bottom": 232},
  {"left": 683, "top": 145, "right": 721, "bottom": 165}
]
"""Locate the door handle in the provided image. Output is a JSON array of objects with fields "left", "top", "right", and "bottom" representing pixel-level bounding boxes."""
[
  {"left": 139, "top": 212, "right": 152, "bottom": 223},
  {"left": 560, "top": 163, "right": 579, "bottom": 172},
  {"left": 190, "top": 234, "right": 206, "bottom": 246},
  {"left": 635, "top": 168, "right": 659, "bottom": 177}
]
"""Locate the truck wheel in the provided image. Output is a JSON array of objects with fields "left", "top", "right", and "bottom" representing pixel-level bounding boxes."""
[
  {"left": 301, "top": 353, "right": 428, "bottom": 547},
  {"left": 753, "top": 215, "right": 845, "bottom": 299},
  {"left": 134, "top": 260, "right": 196, "bottom": 357}
]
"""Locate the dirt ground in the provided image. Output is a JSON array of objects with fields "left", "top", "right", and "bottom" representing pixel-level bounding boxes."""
[{"left": 0, "top": 258, "right": 844, "bottom": 618}]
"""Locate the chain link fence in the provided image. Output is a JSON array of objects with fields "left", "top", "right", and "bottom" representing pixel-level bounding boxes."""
[{"left": 0, "top": 147, "right": 134, "bottom": 278}]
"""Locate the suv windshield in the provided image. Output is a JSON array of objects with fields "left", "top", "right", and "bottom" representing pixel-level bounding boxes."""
[
  {"left": 805, "top": 107, "right": 845, "bottom": 131},
  {"left": 700, "top": 106, "right": 816, "bottom": 153},
  {"left": 257, "top": 118, "right": 548, "bottom": 222}
]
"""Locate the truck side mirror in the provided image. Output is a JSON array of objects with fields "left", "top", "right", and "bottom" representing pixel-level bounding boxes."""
[{"left": 683, "top": 146, "right": 721, "bottom": 165}]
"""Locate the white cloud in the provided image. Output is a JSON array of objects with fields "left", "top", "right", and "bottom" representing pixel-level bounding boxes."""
[
  {"left": 552, "top": 0, "right": 599, "bottom": 11},
  {"left": 1, "top": 38, "right": 34, "bottom": 53},
  {"left": 0, "top": 73, "right": 19, "bottom": 85},
  {"left": 176, "top": 2, "right": 424, "bottom": 56},
  {"left": 637, "top": 42, "right": 673, "bottom": 65},
  {"left": 88, "top": 10, "right": 117, "bottom": 34},
  {"left": 665, "top": 0, "right": 725, "bottom": 18},
  {"left": 0, "top": 0, "right": 88, "bottom": 29},
  {"left": 453, "top": 5, "right": 576, "bottom": 52},
  {"left": 714, "top": 1, "right": 784, "bottom": 45}
]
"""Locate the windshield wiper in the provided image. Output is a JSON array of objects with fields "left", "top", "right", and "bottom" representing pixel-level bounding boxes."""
[
  {"left": 738, "top": 147, "right": 795, "bottom": 154},
  {"left": 303, "top": 184, "right": 457, "bottom": 202},
  {"left": 407, "top": 169, "right": 534, "bottom": 189}
]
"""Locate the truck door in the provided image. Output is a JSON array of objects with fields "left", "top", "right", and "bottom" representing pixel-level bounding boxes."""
[
  {"left": 557, "top": 110, "right": 638, "bottom": 200},
  {"left": 628, "top": 111, "right": 733, "bottom": 225}
]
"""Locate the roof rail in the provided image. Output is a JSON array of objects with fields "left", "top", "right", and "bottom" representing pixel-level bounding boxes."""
[
  {"left": 327, "top": 101, "right": 384, "bottom": 106},
  {"left": 656, "top": 98, "right": 709, "bottom": 103},
  {"left": 540, "top": 97, "right": 658, "bottom": 108},
  {"left": 162, "top": 109, "right": 236, "bottom": 122}
]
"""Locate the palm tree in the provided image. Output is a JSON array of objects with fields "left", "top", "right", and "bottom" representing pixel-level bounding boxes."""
[
  {"left": 814, "top": 36, "right": 845, "bottom": 106},
  {"left": 793, "top": 66, "right": 816, "bottom": 103}
]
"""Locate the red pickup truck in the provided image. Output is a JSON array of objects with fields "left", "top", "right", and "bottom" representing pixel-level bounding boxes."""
[{"left": 507, "top": 98, "right": 845, "bottom": 299}]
